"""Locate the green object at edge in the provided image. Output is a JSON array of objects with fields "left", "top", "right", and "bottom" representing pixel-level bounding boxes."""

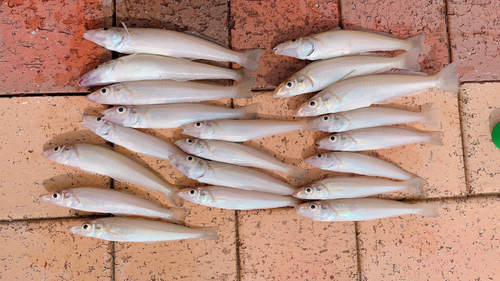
[{"left": 492, "top": 123, "right": 500, "bottom": 149}]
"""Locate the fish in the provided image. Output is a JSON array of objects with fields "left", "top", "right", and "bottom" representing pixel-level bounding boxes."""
[
  {"left": 294, "top": 62, "right": 458, "bottom": 117},
  {"left": 273, "top": 29, "right": 427, "bottom": 60},
  {"left": 83, "top": 26, "right": 263, "bottom": 71},
  {"left": 175, "top": 138, "right": 306, "bottom": 178},
  {"left": 85, "top": 79, "right": 255, "bottom": 105},
  {"left": 292, "top": 177, "right": 426, "bottom": 200},
  {"left": 177, "top": 186, "right": 301, "bottom": 210},
  {"left": 68, "top": 217, "right": 218, "bottom": 242},
  {"left": 78, "top": 54, "right": 253, "bottom": 87},
  {"left": 100, "top": 103, "right": 258, "bottom": 129},
  {"left": 295, "top": 198, "right": 439, "bottom": 221},
  {"left": 40, "top": 187, "right": 186, "bottom": 224},
  {"left": 169, "top": 154, "right": 298, "bottom": 195},
  {"left": 304, "top": 152, "right": 416, "bottom": 180},
  {"left": 82, "top": 116, "right": 182, "bottom": 160},
  {"left": 272, "top": 49, "right": 421, "bottom": 98},
  {"left": 181, "top": 119, "right": 312, "bottom": 142},
  {"left": 317, "top": 126, "right": 443, "bottom": 151},
  {"left": 41, "top": 144, "right": 182, "bottom": 207},
  {"left": 308, "top": 107, "right": 440, "bottom": 133}
]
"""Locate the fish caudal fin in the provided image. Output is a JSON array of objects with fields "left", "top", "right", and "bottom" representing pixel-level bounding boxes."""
[
  {"left": 239, "top": 49, "right": 264, "bottom": 71},
  {"left": 426, "top": 131, "right": 444, "bottom": 146},
  {"left": 289, "top": 197, "right": 302, "bottom": 207},
  {"left": 165, "top": 208, "right": 188, "bottom": 225},
  {"left": 422, "top": 108, "right": 440, "bottom": 127},
  {"left": 285, "top": 165, "right": 308, "bottom": 179},
  {"left": 200, "top": 227, "right": 220, "bottom": 241},
  {"left": 417, "top": 203, "right": 440, "bottom": 218},
  {"left": 243, "top": 103, "right": 261, "bottom": 119},
  {"left": 407, "top": 34, "right": 428, "bottom": 55},
  {"left": 435, "top": 62, "right": 459, "bottom": 94},
  {"left": 162, "top": 189, "right": 184, "bottom": 208},
  {"left": 397, "top": 48, "right": 421, "bottom": 71},
  {"left": 404, "top": 177, "right": 427, "bottom": 196},
  {"left": 234, "top": 68, "right": 255, "bottom": 83},
  {"left": 233, "top": 79, "right": 255, "bottom": 99}
]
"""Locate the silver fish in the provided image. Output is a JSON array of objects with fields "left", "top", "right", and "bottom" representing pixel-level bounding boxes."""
[
  {"left": 317, "top": 126, "right": 443, "bottom": 151},
  {"left": 69, "top": 217, "right": 218, "bottom": 242},
  {"left": 177, "top": 186, "right": 301, "bottom": 210},
  {"left": 274, "top": 29, "right": 427, "bottom": 60},
  {"left": 304, "top": 152, "right": 416, "bottom": 181},
  {"left": 175, "top": 138, "right": 306, "bottom": 178},
  {"left": 181, "top": 119, "right": 312, "bottom": 142},
  {"left": 84, "top": 26, "right": 263, "bottom": 71},
  {"left": 100, "top": 103, "right": 257, "bottom": 129},
  {"left": 293, "top": 177, "right": 426, "bottom": 200},
  {"left": 40, "top": 187, "right": 186, "bottom": 224},
  {"left": 78, "top": 54, "right": 252, "bottom": 86},
  {"left": 295, "top": 198, "right": 439, "bottom": 221},
  {"left": 295, "top": 62, "right": 458, "bottom": 117},
  {"left": 82, "top": 116, "right": 182, "bottom": 160},
  {"left": 272, "top": 49, "right": 421, "bottom": 98},
  {"left": 308, "top": 107, "right": 439, "bottom": 133},
  {"left": 86, "top": 79, "right": 255, "bottom": 105},
  {"left": 42, "top": 144, "right": 182, "bottom": 207},
  {"left": 169, "top": 154, "right": 297, "bottom": 195}
]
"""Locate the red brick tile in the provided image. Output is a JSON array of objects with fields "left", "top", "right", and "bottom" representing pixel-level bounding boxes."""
[
  {"left": 0, "top": 0, "right": 113, "bottom": 94},
  {"left": 358, "top": 197, "right": 500, "bottom": 280},
  {"left": 448, "top": 0, "right": 500, "bottom": 81},
  {"left": 0, "top": 218, "right": 112, "bottom": 280},
  {"left": 0, "top": 96, "right": 109, "bottom": 220},
  {"left": 341, "top": 0, "right": 450, "bottom": 75},
  {"left": 230, "top": 0, "right": 339, "bottom": 89}
]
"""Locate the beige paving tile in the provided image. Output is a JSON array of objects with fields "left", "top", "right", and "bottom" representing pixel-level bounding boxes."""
[
  {"left": 234, "top": 91, "right": 358, "bottom": 280},
  {"left": 0, "top": 96, "right": 109, "bottom": 220},
  {"left": 358, "top": 196, "right": 500, "bottom": 280},
  {"left": 460, "top": 83, "right": 500, "bottom": 194},
  {"left": 0, "top": 218, "right": 112, "bottom": 280}
]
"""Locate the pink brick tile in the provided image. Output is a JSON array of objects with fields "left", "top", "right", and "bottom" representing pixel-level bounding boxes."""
[{"left": 0, "top": 0, "right": 113, "bottom": 94}]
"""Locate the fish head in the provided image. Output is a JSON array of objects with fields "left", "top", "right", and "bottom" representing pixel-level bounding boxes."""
[
  {"left": 273, "top": 37, "right": 315, "bottom": 59},
  {"left": 295, "top": 201, "right": 331, "bottom": 221},
  {"left": 168, "top": 154, "right": 209, "bottom": 179},
  {"left": 308, "top": 114, "right": 347, "bottom": 132},
  {"left": 42, "top": 146, "right": 77, "bottom": 165},
  {"left": 293, "top": 183, "right": 328, "bottom": 200},
  {"left": 317, "top": 133, "right": 352, "bottom": 150},
  {"left": 86, "top": 84, "right": 129, "bottom": 104},
  {"left": 272, "top": 75, "right": 310, "bottom": 98},
  {"left": 174, "top": 138, "right": 208, "bottom": 155},
  {"left": 294, "top": 96, "right": 331, "bottom": 117},
  {"left": 82, "top": 116, "right": 112, "bottom": 136},
  {"left": 176, "top": 186, "right": 213, "bottom": 205},
  {"left": 101, "top": 106, "right": 140, "bottom": 127},
  {"left": 304, "top": 153, "right": 341, "bottom": 169},
  {"left": 39, "top": 189, "right": 81, "bottom": 208},
  {"left": 78, "top": 59, "right": 118, "bottom": 87},
  {"left": 69, "top": 219, "right": 107, "bottom": 239},
  {"left": 181, "top": 121, "right": 217, "bottom": 139},
  {"left": 83, "top": 27, "right": 128, "bottom": 50}
]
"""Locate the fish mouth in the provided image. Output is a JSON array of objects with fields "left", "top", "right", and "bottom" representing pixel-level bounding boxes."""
[
  {"left": 272, "top": 47, "right": 282, "bottom": 55},
  {"left": 78, "top": 78, "right": 86, "bottom": 86}
]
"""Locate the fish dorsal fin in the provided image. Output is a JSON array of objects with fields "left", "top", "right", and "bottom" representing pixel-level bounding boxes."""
[
  {"left": 357, "top": 29, "right": 396, "bottom": 38},
  {"left": 331, "top": 27, "right": 343, "bottom": 31},
  {"left": 120, "top": 21, "right": 134, "bottom": 40},
  {"left": 354, "top": 52, "right": 387, "bottom": 57},
  {"left": 183, "top": 30, "right": 229, "bottom": 48},
  {"left": 382, "top": 70, "right": 428, "bottom": 76}
]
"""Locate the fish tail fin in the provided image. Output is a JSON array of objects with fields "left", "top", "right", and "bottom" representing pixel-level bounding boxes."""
[
  {"left": 289, "top": 197, "right": 302, "bottom": 207},
  {"left": 407, "top": 34, "right": 428, "bottom": 55},
  {"left": 426, "top": 131, "right": 444, "bottom": 146},
  {"left": 200, "top": 227, "right": 220, "bottom": 241},
  {"left": 397, "top": 48, "right": 421, "bottom": 71},
  {"left": 422, "top": 108, "right": 440, "bottom": 127},
  {"left": 234, "top": 68, "right": 255, "bottom": 83},
  {"left": 417, "top": 203, "right": 440, "bottom": 218},
  {"left": 243, "top": 103, "right": 261, "bottom": 119},
  {"left": 233, "top": 78, "right": 255, "bottom": 99},
  {"left": 165, "top": 208, "right": 188, "bottom": 225},
  {"left": 285, "top": 165, "right": 308, "bottom": 179},
  {"left": 238, "top": 49, "right": 264, "bottom": 71},
  {"left": 435, "top": 62, "right": 459, "bottom": 94},
  {"left": 404, "top": 177, "right": 426, "bottom": 196},
  {"left": 298, "top": 119, "right": 315, "bottom": 131},
  {"left": 162, "top": 189, "right": 184, "bottom": 208}
]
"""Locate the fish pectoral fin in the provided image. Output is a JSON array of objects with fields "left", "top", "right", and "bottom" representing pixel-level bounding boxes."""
[
  {"left": 335, "top": 89, "right": 352, "bottom": 105},
  {"left": 120, "top": 21, "right": 135, "bottom": 40},
  {"left": 183, "top": 30, "right": 229, "bottom": 48},
  {"left": 340, "top": 69, "right": 359, "bottom": 80}
]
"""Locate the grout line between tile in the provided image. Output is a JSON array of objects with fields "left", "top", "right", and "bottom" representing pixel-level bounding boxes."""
[
  {"left": 354, "top": 222, "right": 362, "bottom": 281},
  {"left": 338, "top": 0, "right": 344, "bottom": 29},
  {"left": 443, "top": 0, "right": 453, "bottom": 64},
  {"left": 457, "top": 89, "right": 472, "bottom": 195},
  {"left": 235, "top": 210, "right": 241, "bottom": 281},
  {"left": 110, "top": 241, "right": 116, "bottom": 281}
]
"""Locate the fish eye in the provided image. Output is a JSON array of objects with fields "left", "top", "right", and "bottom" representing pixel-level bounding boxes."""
[
  {"left": 309, "top": 101, "right": 316, "bottom": 107},
  {"left": 189, "top": 189, "right": 196, "bottom": 195},
  {"left": 291, "top": 39, "right": 296, "bottom": 42},
  {"left": 53, "top": 147, "right": 60, "bottom": 152},
  {"left": 101, "top": 88, "right": 107, "bottom": 94},
  {"left": 186, "top": 139, "right": 193, "bottom": 143},
  {"left": 195, "top": 122, "right": 202, "bottom": 127},
  {"left": 305, "top": 187, "right": 313, "bottom": 194},
  {"left": 117, "top": 107, "right": 125, "bottom": 113},
  {"left": 187, "top": 156, "right": 194, "bottom": 161},
  {"left": 94, "top": 66, "right": 98, "bottom": 69},
  {"left": 322, "top": 116, "right": 329, "bottom": 121},
  {"left": 317, "top": 154, "right": 322, "bottom": 158},
  {"left": 310, "top": 204, "right": 317, "bottom": 210},
  {"left": 52, "top": 192, "right": 60, "bottom": 199},
  {"left": 286, "top": 82, "right": 293, "bottom": 88},
  {"left": 330, "top": 136, "right": 336, "bottom": 141},
  {"left": 82, "top": 223, "right": 90, "bottom": 230},
  {"left": 96, "top": 117, "right": 102, "bottom": 121},
  {"left": 102, "top": 27, "right": 108, "bottom": 31}
]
